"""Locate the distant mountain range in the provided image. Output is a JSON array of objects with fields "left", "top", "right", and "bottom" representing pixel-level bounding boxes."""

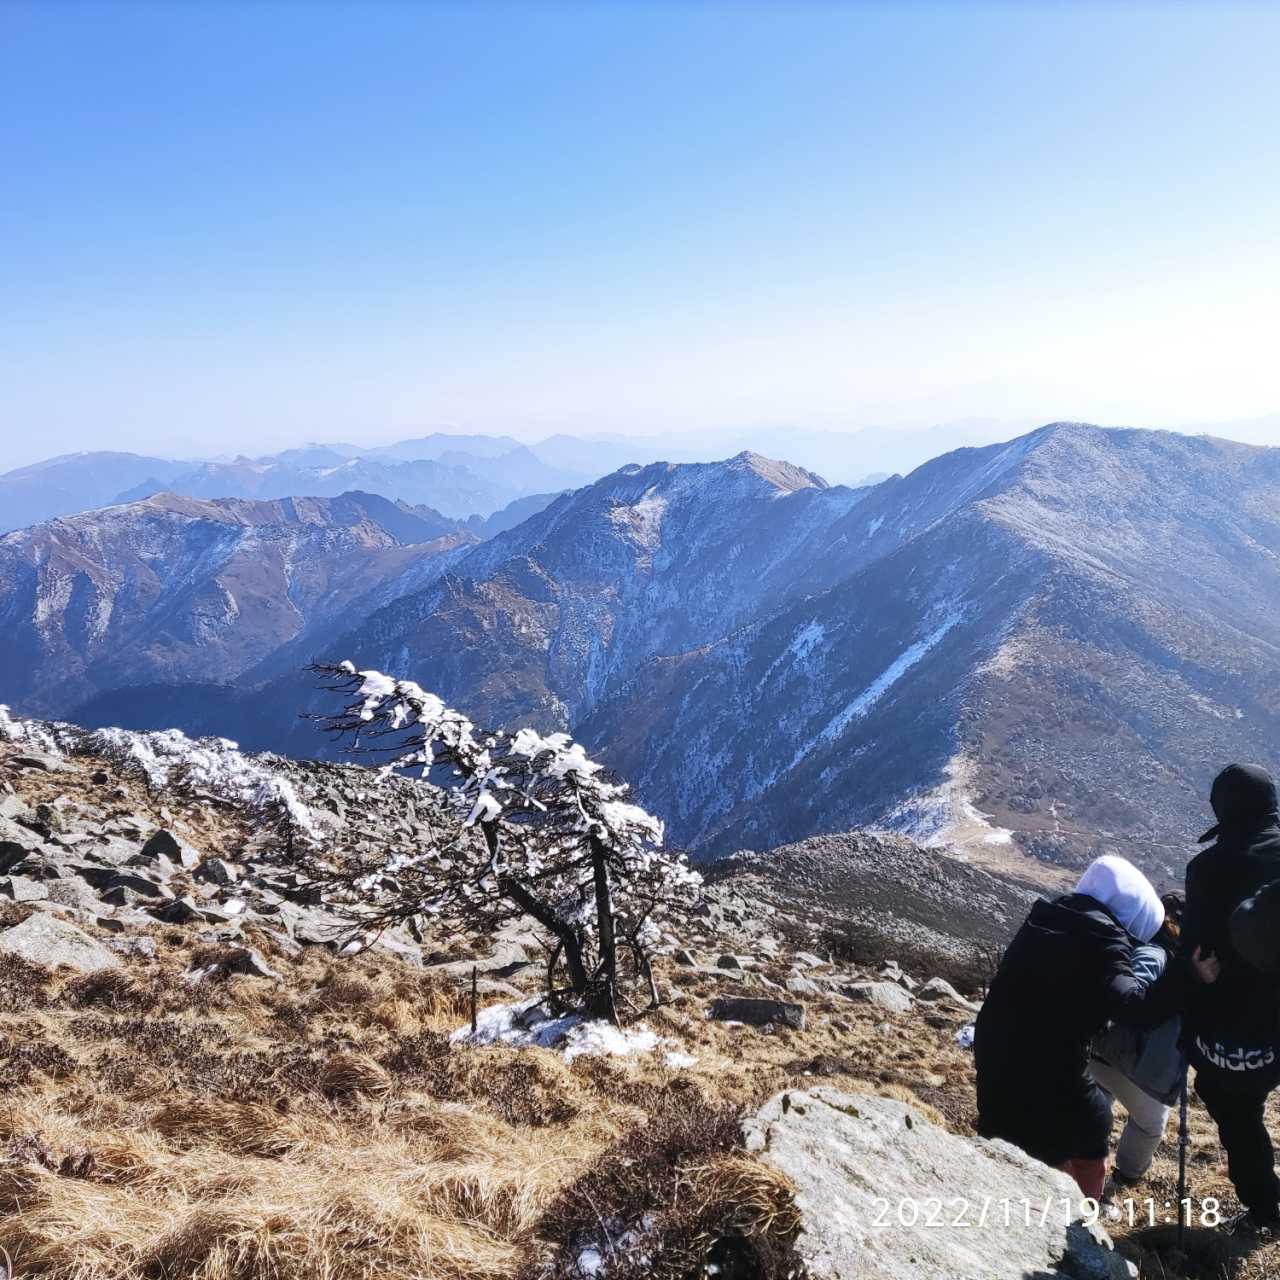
[
  {"left": 0, "top": 420, "right": 1051, "bottom": 535},
  {"left": 0, "top": 436, "right": 585, "bottom": 532},
  {"left": 6, "top": 421, "right": 1280, "bottom": 884}
]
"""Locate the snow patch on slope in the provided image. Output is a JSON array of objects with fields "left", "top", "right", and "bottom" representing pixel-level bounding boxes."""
[
  {"left": 882, "top": 755, "right": 1015, "bottom": 854},
  {"left": 803, "top": 609, "right": 963, "bottom": 758}
]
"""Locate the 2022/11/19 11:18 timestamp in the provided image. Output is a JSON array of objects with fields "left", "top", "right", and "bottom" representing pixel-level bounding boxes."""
[{"left": 868, "top": 1196, "right": 1222, "bottom": 1229}]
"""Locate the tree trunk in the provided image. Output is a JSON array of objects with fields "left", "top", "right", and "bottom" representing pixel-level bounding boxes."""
[
  {"left": 589, "top": 835, "right": 619, "bottom": 1025},
  {"left": 483, "top": 822, "right": 594, "bottom": 1000}
]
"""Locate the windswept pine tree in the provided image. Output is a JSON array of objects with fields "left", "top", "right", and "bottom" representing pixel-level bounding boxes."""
[{"left": 306, "top": 662, "right": 703, "bottom": 1023}]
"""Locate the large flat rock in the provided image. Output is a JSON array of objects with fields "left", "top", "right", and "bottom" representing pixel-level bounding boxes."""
[
  {"left": 743, "top": 1087, "right": 1135, "bottom": 1280},
  {"left": 0, "top": 912, "right": 121, "bottom": 973}
]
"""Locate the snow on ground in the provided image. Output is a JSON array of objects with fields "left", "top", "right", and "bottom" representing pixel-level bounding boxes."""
[
  {"left": 451, "top": 999, "right": 693, "bottom": 1066},
  {"left": 0, "top": 706, "right": 319, "bottom": 841},
  {"left": 782, "top": 609, "right": 964, "bottom": 776},
  {"left": 882, "top": 754, "right": 1015, "bottom": 856}
]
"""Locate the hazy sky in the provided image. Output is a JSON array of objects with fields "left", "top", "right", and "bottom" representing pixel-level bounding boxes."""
[{"left": 2, "top": 0, "right": 1278, "bottom": 467}]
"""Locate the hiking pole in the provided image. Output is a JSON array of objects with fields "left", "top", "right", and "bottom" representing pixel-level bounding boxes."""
[{"left": 1177, "top": 1064, "right": 1190, "bottom": 1250}]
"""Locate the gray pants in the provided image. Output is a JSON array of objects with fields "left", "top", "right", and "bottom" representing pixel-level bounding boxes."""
[{"left": 1088, "top": 1057, "right": 1172, "bottom": 1179}]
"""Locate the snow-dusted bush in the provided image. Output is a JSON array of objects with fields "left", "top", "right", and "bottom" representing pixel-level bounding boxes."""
[{"left": 308, "top": 662, "right": 703, "bottom": 1022}]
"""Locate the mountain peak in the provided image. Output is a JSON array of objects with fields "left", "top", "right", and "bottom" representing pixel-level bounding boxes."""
[{"left": 727, "top": 451, "right": 829, "bottom": 492}]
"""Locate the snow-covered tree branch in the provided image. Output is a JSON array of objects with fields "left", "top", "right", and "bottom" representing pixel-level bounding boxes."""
[{"left": 305, "top": 662, "right": 702, "bottom": 1022}]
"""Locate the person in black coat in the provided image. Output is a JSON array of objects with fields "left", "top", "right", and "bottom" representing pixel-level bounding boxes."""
[
  {"left": 1183, "top": 763, "right": 1280, "bottom": 1235},
  {"left": 975, "top": 855, "right": 1186, "bottom": 1199}
]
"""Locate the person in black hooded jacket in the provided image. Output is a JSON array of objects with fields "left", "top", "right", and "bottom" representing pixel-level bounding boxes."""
[
  {"left": 1183, "top": 763, "right": 1280, "bottom": 1236},
  {"left": 975, "top": 855, "right": 1186, "bottom": 1200}
]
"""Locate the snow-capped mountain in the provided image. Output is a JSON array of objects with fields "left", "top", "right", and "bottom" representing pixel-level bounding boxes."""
[{"left": 0, "top": 491, "right": 474, "bottom": 717}]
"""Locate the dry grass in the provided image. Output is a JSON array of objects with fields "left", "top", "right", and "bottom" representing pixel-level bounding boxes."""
[{"left": 4, "top": 743, "right": 1275, "bottom": 1279}]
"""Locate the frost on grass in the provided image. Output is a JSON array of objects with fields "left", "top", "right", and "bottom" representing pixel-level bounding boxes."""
[{"left": 451, "top": 999, "right": 694, "bottom": 1066}]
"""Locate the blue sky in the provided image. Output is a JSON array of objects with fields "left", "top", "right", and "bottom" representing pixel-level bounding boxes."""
[{"left": 2, "top": 0, "right": 1278, "bottom": 465}]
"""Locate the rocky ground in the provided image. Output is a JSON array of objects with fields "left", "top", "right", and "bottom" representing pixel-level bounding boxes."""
[{"left": 0, "top": 716, "right": 1275, "bottom": 1279}]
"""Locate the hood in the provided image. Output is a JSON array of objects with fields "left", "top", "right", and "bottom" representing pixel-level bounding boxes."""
[
  {"left": 1074, "top": 855, "right": 1165, "bottom": 943},
  {"left": 1200, "top": 763, "right": 1279, "bottom": 843}
]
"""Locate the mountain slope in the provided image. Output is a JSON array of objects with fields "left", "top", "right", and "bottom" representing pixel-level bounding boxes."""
[
  {"left": 0, "top": 491, "right": 474, "bottom": 716},
  {"left": 322, "top": 452, "right": 866, "bottom": 730},
  {"left": 580, "top": 425, "right": 1280, "bottom": 871}
]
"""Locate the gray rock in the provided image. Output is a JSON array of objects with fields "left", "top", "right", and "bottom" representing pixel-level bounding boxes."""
[
  {"left": 793, "top": 950, "right": 827, "bottom": 969},
  {"left": 139, "top": 829, "right": 201, "bottom": 870},
  {"left": 743, "top": 1087, "right": 1135, "bottom": 1280},
  {"left": 149, "top": 895, "right": 201, "bottom": 925},
  {"left": 109, "top": 935, "right": 157, "bottom": 959},
  {"left": 0, "top": 912, "right": 120, "bottom": 973},
  {"left": 786, "top": 975, "right": 824, "bottom": 999},
  {"left": 104, "top": 871, "right": 173, "bottom": 900},
  {"left": 220, "top": 946, "right": 280, "bottom": 979},
  {"left": 0, "top": 875, "right": 48, "bottom": 903},
  {"left": 841, "top": 981, "right": 914, "bottom": 1015},
  {"left": 673, "top": 948, "right": 699, "bottom": 966},
  {"left": 194, "top": 857, "right": 238, "bottom": 886},
  {"left": 44, "top": 877, "right": 104, "bottom": 911},
  {"left": 716, "top": 953, "right": 747, "bottom": 970},
  {"left": 9, "top": 752, "right": 65, "bottom": 773},
  {"left": 917, "top": 977, "right": 981, "bottom": 1012},
  {"left": 708, "top": 996, "right": 805, "bottom": 1030}
]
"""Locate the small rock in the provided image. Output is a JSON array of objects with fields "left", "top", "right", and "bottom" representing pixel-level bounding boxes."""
[
  {"left": 104, "top": 871, "right": 173, "bottom": 900},
  {"left": 786, "top": 975, "right": 824, "bottom": 998},
  {"left": 194, "top": 857, "right": 238, "bottom": 886},
  {"left": 793, "top": 951, "right": 826, "bottom": 969},
  {"left": 841, "top": 981, "right": 914, "bottom": 1015},
  {"left": 149, "top": 895, "right": 201, "bottom": 925},
  {"left": 220, "top": 946, "right": 280, "bottom": 980},
  {"left": 139, "top": 829, "right": 201, "bottom": 870},
  {"left": 917, "top": 977, "right": 981, "bottom": 1012},
  {"left": 109, "top": 935, "right": 157, "bottom": 959},
  {"left": 716, "top": 954, "right": 747, "bottom": 971},
  {"left": 673, "top": 948, "right": 699, "bottom": 966},
  {"left": 708, "top": 996, "right": 805, "bottom": 1030}
]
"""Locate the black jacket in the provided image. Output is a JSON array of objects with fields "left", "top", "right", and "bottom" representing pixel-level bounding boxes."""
[
  {"left": 975, "top": 893, "right": 1182, "bottom": 1164},
  {"left": 1184, "top": 820, "right": 1280, "bottom": 1073}
]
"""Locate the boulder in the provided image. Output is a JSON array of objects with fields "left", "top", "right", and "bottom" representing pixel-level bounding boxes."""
[
  {"left": 716, "top": 954, "right": 747, "bottom": 970},
  {"left": 0, "top": 875, "right": 48, "bottom": 903},
  {"left": 708, "top": 996, "right": 805, "bottom": 1030},
  {"left": 743, "top": 1087, "right": 1136, "bottom": 1280},
  {"left": 104, "top": 871, "right": 173, "bottom": 900},
  {"left": 139, "top": 829, "right": 201, "bottom": 870},
  {"left": 9, "top": 752, "right": 65, "bottom": 773},
  {"left": 785, "top": 975, "right": 824, "bottom": 999},
  {"left": 841, "top": 981, "right": 914, "bottom": 1015},
  {"left": 149, "top": 895, "right": 201, "bottom": 925},
  {"left": 0, "top": 913, "right": 120, "bottom": 973},
  {"left": 917, "top": 977, "right": 981, "bottom": 1012}
]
